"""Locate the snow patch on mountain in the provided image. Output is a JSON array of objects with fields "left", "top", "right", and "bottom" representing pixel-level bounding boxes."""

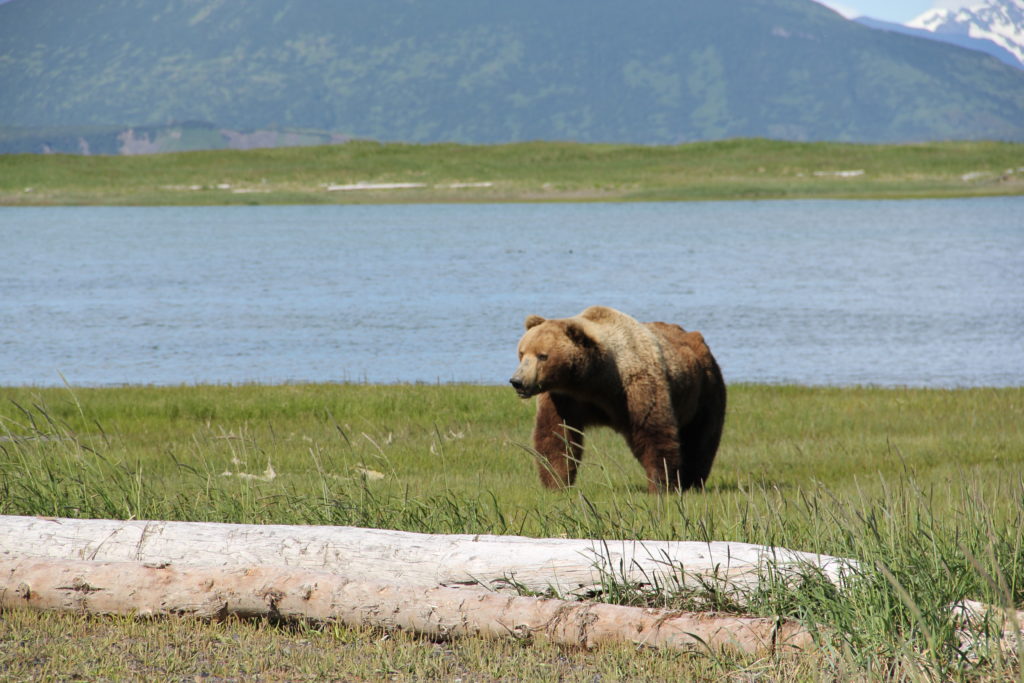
[{"left": 907, "top": 0, "right": 1024, "bottom": 67}]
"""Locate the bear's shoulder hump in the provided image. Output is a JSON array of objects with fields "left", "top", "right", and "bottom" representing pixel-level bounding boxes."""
[{"left": 579, "top": 306, "right": 629, "bottom": 324}]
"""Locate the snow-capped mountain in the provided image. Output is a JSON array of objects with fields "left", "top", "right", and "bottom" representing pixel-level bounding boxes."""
[{"left": 907, "top": 0, "right": 1024, "bottom": 68}]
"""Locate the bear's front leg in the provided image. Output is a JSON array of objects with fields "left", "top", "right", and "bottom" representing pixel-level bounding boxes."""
[{"left": 532, "top": 393, "right": 586, "bottom": 489}]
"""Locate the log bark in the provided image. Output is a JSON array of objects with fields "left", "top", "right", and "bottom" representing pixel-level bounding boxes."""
[
  {"left": 0, "top": 556, "right": 813, "bottom": 655},
  {"left": 0, "top": 515, "right": 855, "bottom": 597}
]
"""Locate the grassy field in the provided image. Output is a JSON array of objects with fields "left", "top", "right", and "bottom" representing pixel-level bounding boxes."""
[
  {"left": 2, "top": 138, "right": 1023, "bottom": 205},
  {"left": 1, "top": 383, "right": 1022, "bottom": 680}
]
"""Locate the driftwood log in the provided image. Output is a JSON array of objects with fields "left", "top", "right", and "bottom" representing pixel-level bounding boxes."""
[
  {"left": 0, "top": 556, "right": 813, "bottom": 655},
  {"left": 0, "top": 515, "right": 855, "bottom": 597},
  {"left": 3, "top": 517, "right": 1020, "bottom": 656}
]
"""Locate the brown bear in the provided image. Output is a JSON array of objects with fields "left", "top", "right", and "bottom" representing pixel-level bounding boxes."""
[{"left": 509, "top": 306, "right": 726, "bottom": 493}]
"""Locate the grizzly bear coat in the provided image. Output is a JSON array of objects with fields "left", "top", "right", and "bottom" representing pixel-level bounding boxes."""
[{"left": 509, "top": 306, "right": 726, "bottom": 493}]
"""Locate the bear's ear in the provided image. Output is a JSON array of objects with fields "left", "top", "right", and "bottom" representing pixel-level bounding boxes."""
[
  {"left": 564, "top": 321, "right": 597, "bottom": 349},
  {"left": 524, "top": 314, "right": 546, "bottom": 330}
]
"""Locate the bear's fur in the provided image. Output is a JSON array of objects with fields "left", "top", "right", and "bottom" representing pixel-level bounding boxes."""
[{"left": 509, "top": 306, "right": 726, "bottom": 493}]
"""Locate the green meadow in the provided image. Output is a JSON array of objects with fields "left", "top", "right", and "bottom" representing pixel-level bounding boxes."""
[
  {"left": 2, "top": 136, "right": 1022, "bottom": 678},
  {"left": 1, "top": 383, "right": 1022, "bottom": 679},
  {"left": 2, "top": 138, "right": 1023, "bottom": 205}
]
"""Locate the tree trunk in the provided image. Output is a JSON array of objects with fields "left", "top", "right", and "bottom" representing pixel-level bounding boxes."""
[
  {"left": 0, "top": 556, "right": 813, "bottom": 655},
  {"left": 0, "top": 515, "right": 855, "bottom": 597}
]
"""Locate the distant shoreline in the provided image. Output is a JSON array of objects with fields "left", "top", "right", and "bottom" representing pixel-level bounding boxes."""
[{"left": 2, "top": 139, "right": 1022, "bottom": 206}]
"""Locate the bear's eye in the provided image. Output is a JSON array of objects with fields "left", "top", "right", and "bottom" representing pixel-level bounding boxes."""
[{"left": 536, "top": 353, "right": 548, "bottom": 362}]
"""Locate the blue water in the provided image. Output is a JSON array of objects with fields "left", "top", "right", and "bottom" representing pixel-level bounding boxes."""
[{"left": 1, "top": 199, "right": 1021, "bottom": 387}]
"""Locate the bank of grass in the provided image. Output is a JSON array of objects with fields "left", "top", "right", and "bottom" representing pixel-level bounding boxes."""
[
  {"left": 1, "top": 383, "right": 1022, "bottom": 680},
  {"left": 1, "top": 138, "right": 1022, "bottom": 205}
]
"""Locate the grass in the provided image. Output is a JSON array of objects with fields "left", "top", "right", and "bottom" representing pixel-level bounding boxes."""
[
  {"left": 1, "top": 138, "right": 1023, "bottom": 205},
  {"left": 1, "top": 610, "right": 829, "bottom": 681},
  {"left": 0, "top": 383, "right": 1022, "bottom": 680}
]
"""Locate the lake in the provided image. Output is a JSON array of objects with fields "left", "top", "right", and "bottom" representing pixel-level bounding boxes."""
[{"left": 1, "top": 199, "right": 1021, "bottom": 388}]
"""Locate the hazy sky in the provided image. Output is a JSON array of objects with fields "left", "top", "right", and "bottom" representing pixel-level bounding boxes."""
[{"left": 816, "top": 0, "right": 978, "bottom": 22}]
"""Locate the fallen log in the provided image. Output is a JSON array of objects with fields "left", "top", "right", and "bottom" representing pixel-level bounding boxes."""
[
  {"left": 0, "top": 515, "right": 855, "bottom": 598},
  {"left": 951, "top": 599, "right": 1024, "bottom": 659},
  {"left": 0, "top": 557, "right": 813, "bottom": 655},
  {"left": 4, "top": 517, "right": 1020, "bottom": 656}
]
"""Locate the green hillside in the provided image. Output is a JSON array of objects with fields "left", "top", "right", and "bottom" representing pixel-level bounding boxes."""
[{"left": 2, "top": 0, "right": 1024, "bottom": 146}]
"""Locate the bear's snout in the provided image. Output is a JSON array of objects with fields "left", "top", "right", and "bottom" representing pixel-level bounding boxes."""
[
  {"left": 509, "top": 376, "right": 529, "bottom": 397},
  {"left": 509, "top": 373, "right": 537, "bottom": 398}
]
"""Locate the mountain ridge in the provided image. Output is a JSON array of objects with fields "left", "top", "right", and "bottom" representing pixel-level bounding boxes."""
[
  {"left": 2, "top": 0, "right": 1024, "bottom": 149},
  {"left": 855, "top": 15, "right": 1023, "bottom": 69}
]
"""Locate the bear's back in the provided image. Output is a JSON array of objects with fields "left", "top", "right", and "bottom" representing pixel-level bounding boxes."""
[
  {"left": 645, "top": 322, "right": 710, "bottom": 362},
  {"left": 645, "top": 321, "right": 721, "bottom": 422},
  {"left": 645, "top": 321, "right": 718, "bottom": 381}
]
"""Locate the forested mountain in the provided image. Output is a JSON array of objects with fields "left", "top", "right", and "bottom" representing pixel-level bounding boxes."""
[{"left": 2, "top": 0, "right": 1024, "bottom": 150}]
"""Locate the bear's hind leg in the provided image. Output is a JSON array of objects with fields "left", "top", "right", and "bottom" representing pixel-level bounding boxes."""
[
  {"left": 532, "top": 393, "right": 586, "bottom": 489},
  {"left": 628, "top": 426, "right": 685, "bottom": 493},
  {"left": 677, "top": 383, "right": 726, "bottom": 491}
]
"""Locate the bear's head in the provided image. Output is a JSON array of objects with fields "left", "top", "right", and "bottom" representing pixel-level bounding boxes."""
[{"left": 509, "top": 314, "right": 598, "bottom": 398}]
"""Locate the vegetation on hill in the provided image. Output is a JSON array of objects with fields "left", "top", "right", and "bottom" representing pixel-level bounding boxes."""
[{"left": 3, "top": 0, "right": 1024, "bottom": 145}]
